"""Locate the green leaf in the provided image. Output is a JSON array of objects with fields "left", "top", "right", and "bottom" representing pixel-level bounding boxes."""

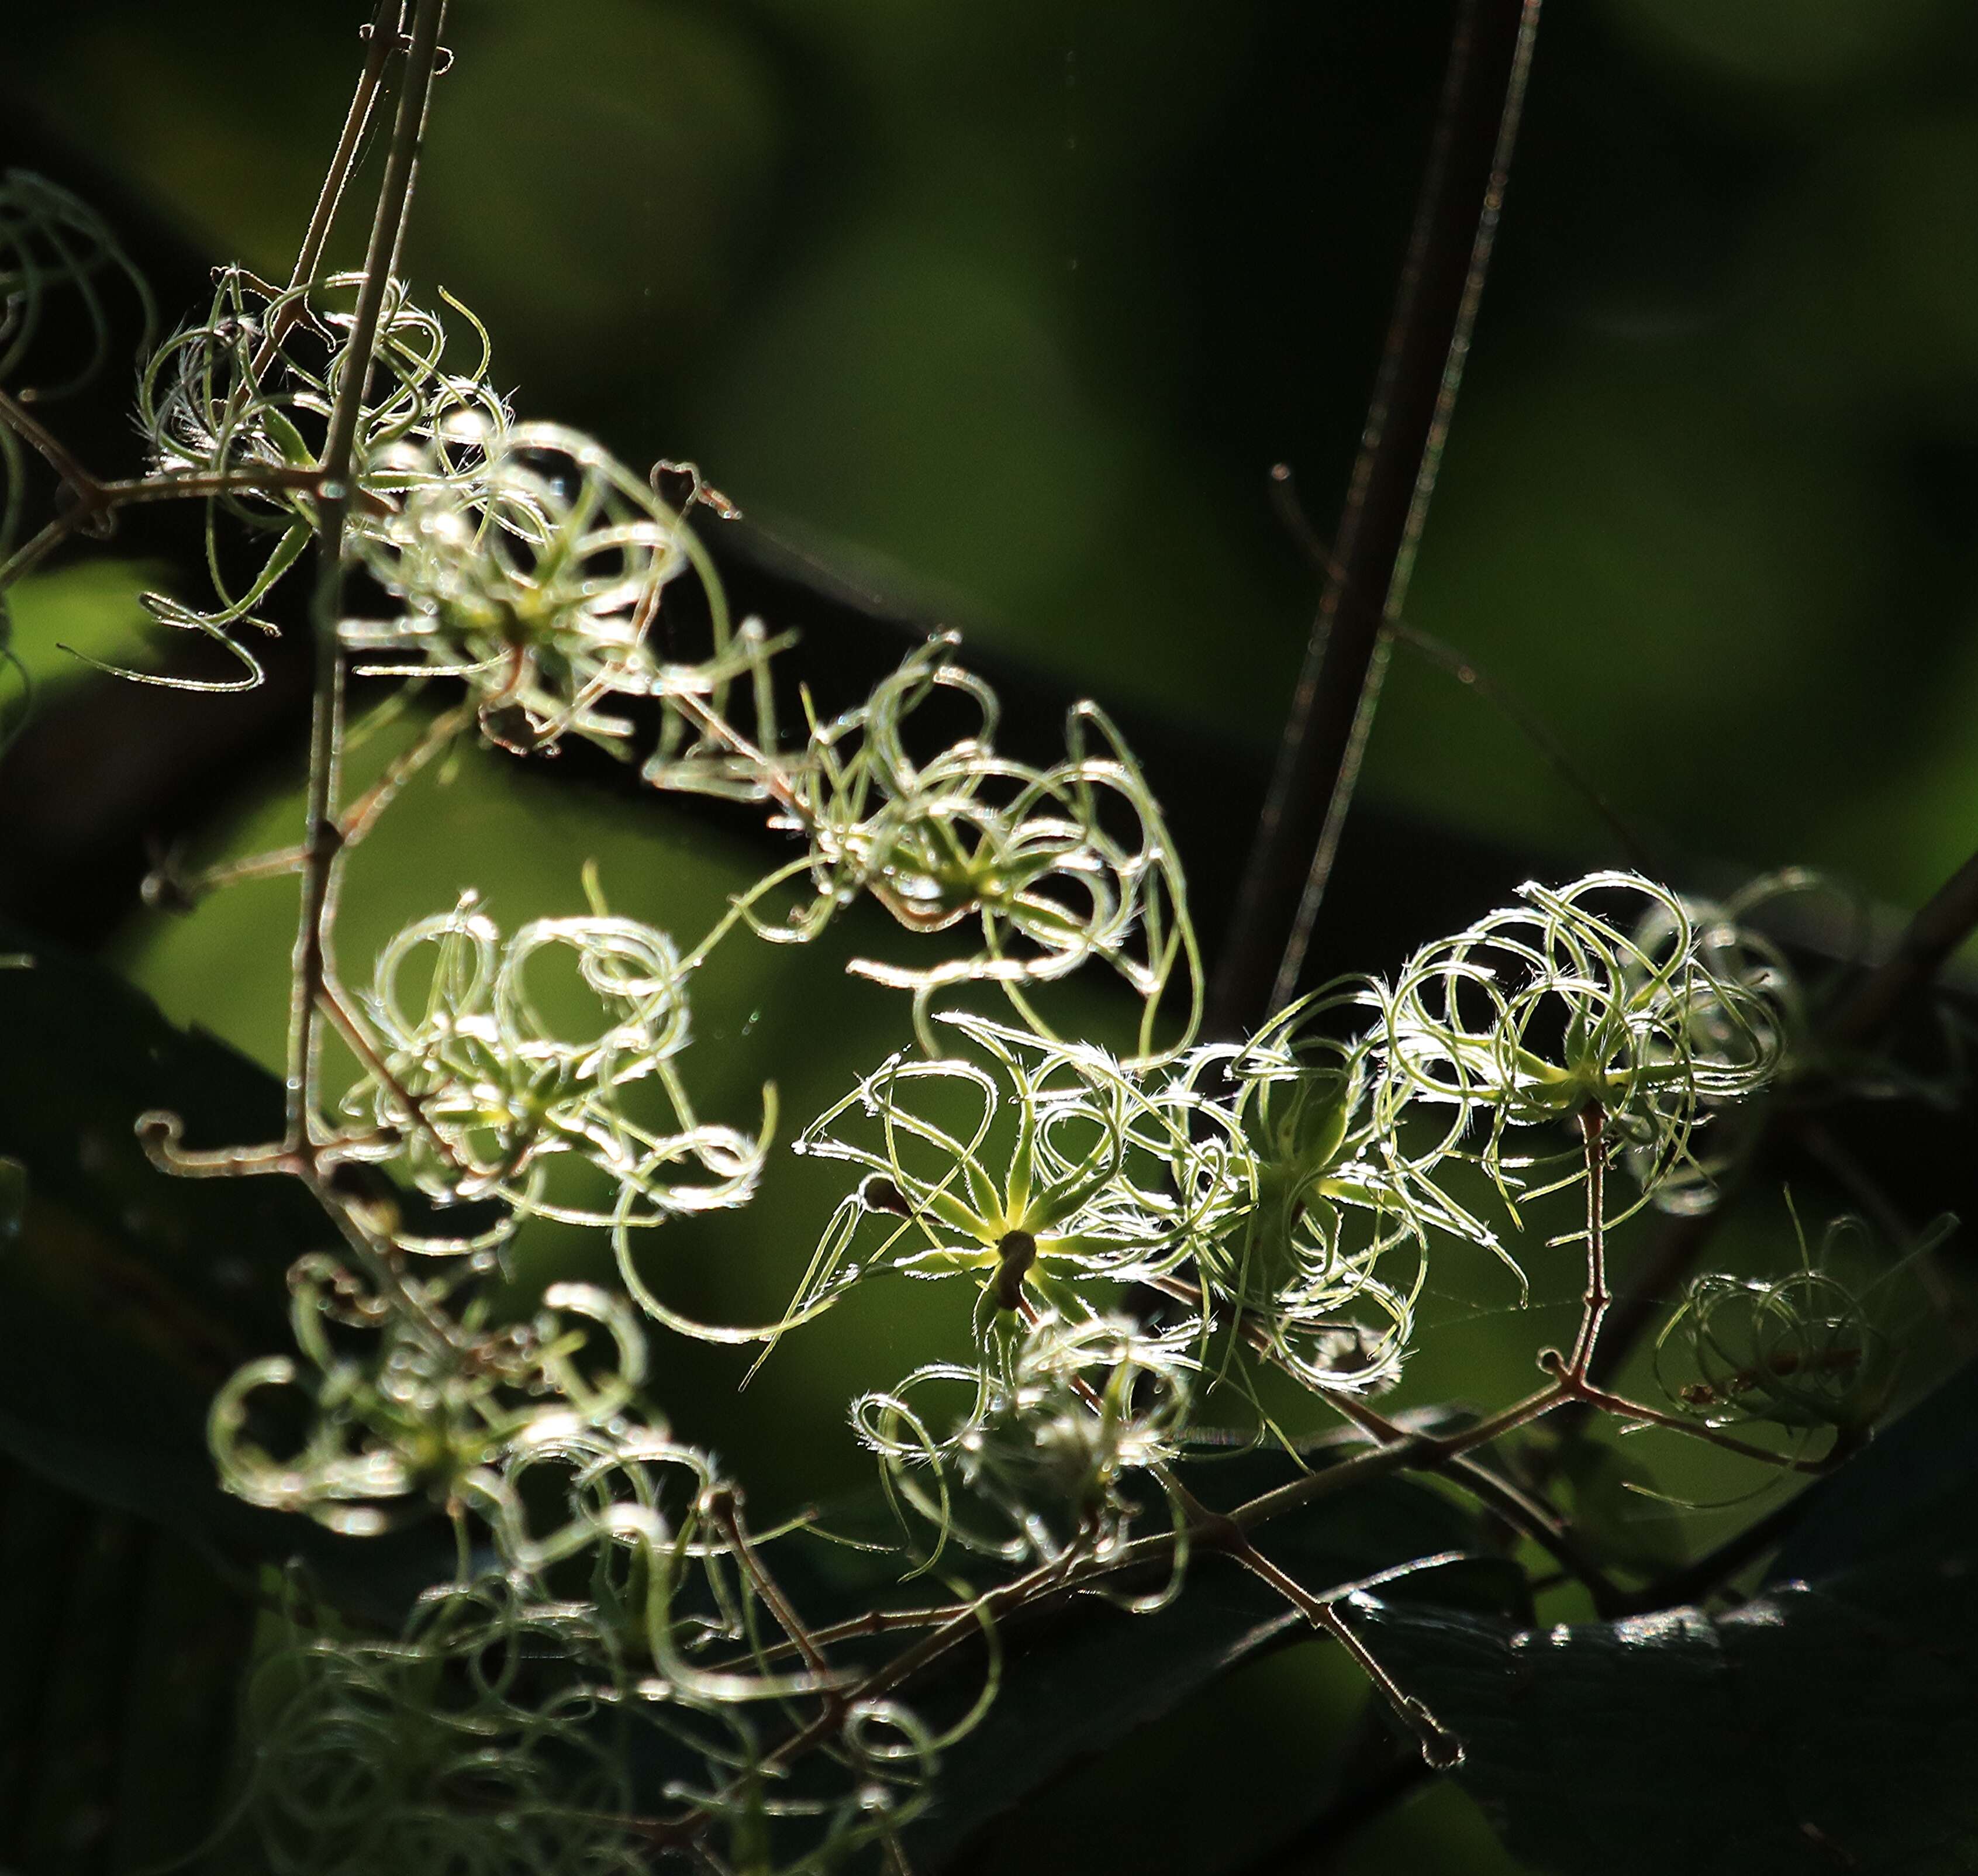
[
  {"left": 1551, "top": 1433, "right": 1688, "bottom": 1577},
  {"left": 1765, "top": 1355, "right": 1978, "bottom": 1585},
  {"left": 0, "top": 917, "right": 455, "bottom": 1619},
  {"left": 1351, "top": 1360, "right": 1978, "bottom": 1876}
]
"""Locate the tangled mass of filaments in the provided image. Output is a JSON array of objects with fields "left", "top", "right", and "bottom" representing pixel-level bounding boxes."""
[
  {"left": 797, "top": 874, "right": 1792, "bottom": 1405},
  {"left": 210, "top": 857, "right": 1810, "bottom": 1868},
  {"left": 6, "top": 163, "right": 1889, "bottom": 1876}
]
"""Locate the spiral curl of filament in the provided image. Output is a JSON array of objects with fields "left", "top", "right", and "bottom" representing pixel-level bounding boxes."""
[
  {"left": 854, "top": 1309, "right": 1195, "bottom": 1585},
  {"left": 1380, "top": 872, "right": 1786, "bottom": 1232},
  {"left": 790, "top": 1011, "right": 1243, "bottom": 1333},
  {"left": 739, "top": 637, "right": 1200, "bottom": 1063},
  {"left": 0, "top": 167, "right": 155, "bottom": 402},
  {"left": 350, "top": 419, "right": 785, "bottom": 768},
  {"left": 345, "top": 896, "right": 769, "bottom": 1240}
]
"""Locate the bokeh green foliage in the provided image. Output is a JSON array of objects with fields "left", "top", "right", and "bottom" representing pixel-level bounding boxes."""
[{"left": 16, "top": 0, "right": 1978, "bottom": 903}]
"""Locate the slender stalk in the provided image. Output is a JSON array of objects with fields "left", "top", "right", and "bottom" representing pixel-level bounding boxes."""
[
  {"left": 313, "top": 982, "right": 468, "bottom": 1175},
  {"left": 648, "top": 1290, "right": 1842, "bottom": 1860},
  {"left": 250, "top": 0, "right": 402, "bottom": 377},
  {"left": 1208, "top": 0, "right": 1543, "bottom": 1033},
  {"left": 1265, "top": 460, "right": 1652, "bottom": 868},
  {"left": 1155, "top": 1272, "right": 1624, "bottom": 1607},
  {"left": 1827, "top": 843, "right": 1978, "bottom": 1049},
  {"left": 1566, "top": 1103, "right": 1608, "bottom": 1379},
  {"left": 285, "top": 0, "right": 448, "bottom": 1152},
  {"left": 0, "top": 464, "right": 365, "bottom": 592},
  {"left": 156, "top": 698, "right": 472, "bottom": 908},
  {"left": 1230, "top": 1542, "right": 1461, "bottom": 1767},
  {"left": 0, "top": 384, "right": 98, "bottom": 489},
  {"left": 706, "top": 1488, "right": 840, "bottom": 1689}
]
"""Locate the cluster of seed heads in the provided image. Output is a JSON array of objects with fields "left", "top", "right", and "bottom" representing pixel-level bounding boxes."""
[
  {"left": 854, "top": 1309, "right": 1195, "bottom": 1583},
  {"left": 344, "top": 894, "right": 768, "bottom": 1243},
  {"left": 745, "top": 636, "right": 1202, "bottom": 1058},
  {"left": 13, "top": 159, "right": 1928, "bottom": 1876},
  {"left": 798, "top": 875, "right": 1793, "bottom": 1428}
]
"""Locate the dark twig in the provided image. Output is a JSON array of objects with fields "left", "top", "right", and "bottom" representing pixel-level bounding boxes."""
[
  {"left": 1826, "top": 844, "right": 1978, "bottom": 1050},
  {"left": 1209, "top": 0, "right": 1544, "bottom": 1034},
  {"left": 1265, "top": 460, "right": 1652, "bottom": 870},
  {"left": 250, "top": 0, "right": 401, "bottom": 377},
  {"left": 285, "top": 0, "right": 447, "bottom": 1155}
]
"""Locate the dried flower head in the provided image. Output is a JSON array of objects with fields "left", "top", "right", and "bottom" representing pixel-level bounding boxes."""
[
  {"left": 750, "top": 637, "right": 1199, "bottom": 1060},
  {"left": 346, "top": 895, "right": 767, "bottom": 1241},
  {"left": 853, "top": 1309, "right": 1195, "bottom": 1575},
  {"left": 789, "top": 1012, "right": 1239, "bottom": 1330},
  {"left": 348, "top": 419, "right": 781, "bottom": 766},
  {"left": 1383, "top": 873, "right": 1784, "bottom": 1224}
]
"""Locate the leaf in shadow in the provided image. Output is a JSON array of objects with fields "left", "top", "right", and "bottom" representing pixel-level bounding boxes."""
[
  {"left": 0, "top": 918, "right": 464, "bottom": 1620},
  {"left": 1350, "top": 1360, "right": 1978, "bottom": 1876}
]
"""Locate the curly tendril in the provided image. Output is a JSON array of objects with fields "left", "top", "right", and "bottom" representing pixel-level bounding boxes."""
[
  {"left": 1655, "top": 1206, "right": 1941, "bottom": 1433},
  {"left": 344, "top": 894, "right": 771, "bottom": 1241},
  {"left": 789, "top": 1012, "right": 1241, "bottom": 1333},
  {"left": 115, "top": 268, "right": 509, "bottom": 690},
  {"left": 854, "top": 1309, "right": 1195, "bottom": 1588},
  {"left": 744, "top": 636, "right": 1201, "bottom": 1061},
  {"left": 1382, "top": 872, "right": 1785, "bottom": 1230},
  {"left": 347, "top": 417, "right": 785, "bottom": 767},
  {"left": 0, "top": 167, "right": 156, "bottom": 401}
]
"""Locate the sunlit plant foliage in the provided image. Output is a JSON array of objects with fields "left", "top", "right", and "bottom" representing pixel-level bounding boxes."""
[{"left": 0, "top": 13, "right": 1954, "bottom": 1872}]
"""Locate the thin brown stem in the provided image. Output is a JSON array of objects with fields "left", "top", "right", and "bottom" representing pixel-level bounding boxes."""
[
  {"left": 285, "top": 0, "right": 448, "bottom": 1154},
  {"left": 647, "top": 1320, "right": 1843, "bottom": 1858},
  {"left": 314, "top": 981, "right": 469, "bottom": 1178},
  {"left": 1209, "top": 0, "right": 1544, "bottom": 1032},
  {"left": 747, "top": 1601, "right": 965, "bottom": 1665},
  {"left": 670, "top": 688, "right": 800, "bottom": 816},
  {"left": 150, "top": 697, "right": 471, "bottom": 908},
  {"left": 1265, "top": 461, "right": 1651, "bottom": 870},
  {"left": 706, "top": 1488, "right": 840, "bottom": 1689},
  {"left": 1538, "top": 1365, "right": 1842, "bottom": 1474},
  {"left": 0, "top": 384, "right": 99, "bottom": 491},
  {"left": 0, "top": 464, "right": 365, "bottom": 592},
  {"left": 1227, "top": 1542, "right": 1461, "bottom": 1768},
  {"left": 1567, "top": 1103, "right": 1608, "bottom": 1379},
  {"left": 251, "top": 0, "right": 402, "bottom": 377},
  {"left": 1210, "top": 1294, "right": 1623, "bottom": 1608}
]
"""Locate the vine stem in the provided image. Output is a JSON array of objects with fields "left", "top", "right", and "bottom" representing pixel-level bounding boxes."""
[
  {"left": 1208, "top": 0, "right": 1544, "bottom": 1033},
  {"left": 250, "top": 0, "right": 402, "bottom": 380},
  {"left": 1148, "top": 1270, "right": 1625, "bottom": 1609},
  {"left": 1228, "top": 1541, "right": 1462, "bottom": 1768},
  {"left": 285, "top": 0, "right": 448, "bottom": 1154},
  {"left": 704, "top": 1487, "right": 841, "bottom": 1692},
  {"left": 657, "top": 1258, "right": 1845, "bottom": 1860},
  {"left": 154, "top": 698, "right": 474, "bottom": 906},
  {"left": 1566, "top": 1102, "right": 1608, "bottom": 1379}
]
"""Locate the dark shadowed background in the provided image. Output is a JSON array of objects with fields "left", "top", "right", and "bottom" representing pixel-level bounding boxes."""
[{"left": 4, "top": 2, "right": 1977, "bottom": 1870}]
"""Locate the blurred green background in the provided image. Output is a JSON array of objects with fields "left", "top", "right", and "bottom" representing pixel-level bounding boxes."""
[{"left": 8, "top": 1, "right": 1978, "bottom": 1870}]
